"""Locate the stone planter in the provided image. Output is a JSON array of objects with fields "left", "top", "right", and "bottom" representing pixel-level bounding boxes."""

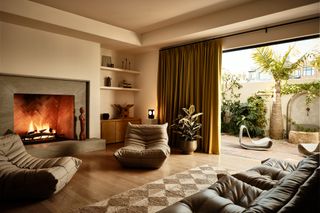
[
  {"left": 180, "top": 140, "right": 197, "bottom": 154},
  {"left": 289, "top": 130, "right": 320, "bottom": 144}
]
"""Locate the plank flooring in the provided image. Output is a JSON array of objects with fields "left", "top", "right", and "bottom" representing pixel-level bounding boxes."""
[{"left": 0, "top": 135, "right": 302, "bottom": 213}]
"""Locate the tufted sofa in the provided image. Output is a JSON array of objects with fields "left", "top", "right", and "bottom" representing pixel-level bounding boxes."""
[
  {"left": 114, "top": 122, "right": 170, "bottom": 169},
  {"left": 0, "top": 134, "right": 82, "bottom": 200},
  {"left": 159, "top": 154, "right": 319, "bottom": 213}
]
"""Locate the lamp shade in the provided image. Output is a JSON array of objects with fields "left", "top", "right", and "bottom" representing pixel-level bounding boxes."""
[{"left": 148, "top": 109, "right": 155, "bottom": 119}]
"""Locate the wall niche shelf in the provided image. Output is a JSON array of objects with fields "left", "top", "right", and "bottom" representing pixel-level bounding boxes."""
[
  {"left": 100, "top": 86, "right": 141, "bottom": 92},
  {"left": 100, "top": 66, "right": 140, "bottom": 75}
]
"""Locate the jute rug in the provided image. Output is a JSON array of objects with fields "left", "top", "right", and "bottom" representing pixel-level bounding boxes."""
[{"left": 74, "top": 165, "right": 231, "bottom": 213}]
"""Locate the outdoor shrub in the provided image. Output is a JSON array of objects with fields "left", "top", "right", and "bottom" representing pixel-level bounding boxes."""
[
  {"left": 222, "top": 95, "right": 267, "bottom": 137},
  {"left": 221, "top": 73, "right": 242, "bottom": 120}
]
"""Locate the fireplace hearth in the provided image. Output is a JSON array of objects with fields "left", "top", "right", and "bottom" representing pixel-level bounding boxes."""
[{"left": 14, "top": 94, "right": 75, "bottom": 144}]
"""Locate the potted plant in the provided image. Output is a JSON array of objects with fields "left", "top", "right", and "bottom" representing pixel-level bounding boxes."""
[{"left": 171, "top": 105, "right": 203, "bottom": 154}]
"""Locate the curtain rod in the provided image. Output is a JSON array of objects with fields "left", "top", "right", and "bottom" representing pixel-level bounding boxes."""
[{"left": 160, "top": 16, "right": 320, "bottom": 51}]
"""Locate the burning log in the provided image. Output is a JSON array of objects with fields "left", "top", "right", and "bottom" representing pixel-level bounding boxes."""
[
  {"left": 22, "top": 132, "right": 56, "bottom": 139},
  {"left": 21, "top": 131, "right": 67, "bottom": 144},
  {"left": 27, "top": 130, "right": 36, "bottom": 135}
]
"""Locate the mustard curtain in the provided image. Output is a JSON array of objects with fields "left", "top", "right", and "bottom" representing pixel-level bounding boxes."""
[{"left": 158, "top": 40, "right": 222, "bottom": 154}]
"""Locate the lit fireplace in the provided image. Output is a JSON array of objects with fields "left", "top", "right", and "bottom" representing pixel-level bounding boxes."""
[
  {"left": 14, "top": 94, "right": 75, "bottom": 144},
  {"left": 23, "top": 121, "right": 57, "bottom": 142}
]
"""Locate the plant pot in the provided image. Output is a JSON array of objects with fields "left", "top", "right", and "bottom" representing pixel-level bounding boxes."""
[
  {"left": 289, "top": 130, "right": 319, "bottom": 144},
  {"left": 180, "top": 140, "right": 197, "bottom": 154}
]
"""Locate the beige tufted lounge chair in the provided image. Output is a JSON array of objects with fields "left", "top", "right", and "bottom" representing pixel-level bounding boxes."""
[
  {"left": 0, "top": 134, "right": 82, "bottom": 200},
  {"left": 114, "top": 122, "right": 170, "bottom": 169}
]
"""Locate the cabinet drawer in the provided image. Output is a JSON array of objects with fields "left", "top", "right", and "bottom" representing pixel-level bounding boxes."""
[
  {"left": 101, "top": 121, "right": 116, "bottom": 143},
  {"left": 115, "top": 121, "right": 127, "bottom": 142},
  {"left": 101, "top": 118, "right": 141, "bottom": 143}
]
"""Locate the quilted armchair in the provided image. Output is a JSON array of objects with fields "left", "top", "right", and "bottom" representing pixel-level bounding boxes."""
[
  {"left": 114, "top": 122, "right": 170, "bottom": 169},
  {"left": 0, "top": 134, "right": 82, "bottom": 200}
]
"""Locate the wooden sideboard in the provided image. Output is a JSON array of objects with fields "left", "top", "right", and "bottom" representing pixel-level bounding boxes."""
[{"left": 101, "top": 118, "right": 141, "bottom": 143}]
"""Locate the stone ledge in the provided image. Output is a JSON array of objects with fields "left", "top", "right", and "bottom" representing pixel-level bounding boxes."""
[
  {"left": 289, "top": 130, "right": 319, "bottom": 144},
  {"left": 25, "top": 138, "right": 106, "bottom": 158}
]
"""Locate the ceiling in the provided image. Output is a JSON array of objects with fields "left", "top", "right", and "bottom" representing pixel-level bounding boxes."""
[
  {"left": 30, "top": 0, "right": 255, "bottom": 33},
  {"left": 1, "top": 0, "right": 319, "bottom": 51}
]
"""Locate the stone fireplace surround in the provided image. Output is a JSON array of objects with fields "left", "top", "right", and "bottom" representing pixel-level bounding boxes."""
[
  {"left": 0, "top": 74, "right": 89, "bottom": 137},
  {"left": 0, "top": 74, "right": 105, "bottom": 157}
]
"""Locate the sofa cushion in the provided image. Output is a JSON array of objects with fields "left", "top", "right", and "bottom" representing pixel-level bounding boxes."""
[
  {"left": 209, "top": 175, "right": 263, "bottom": 210},
  {"left": 0, "top": 134, "right": 82, "bottom": 200},
  {"left": 0, "top": 165, "right": 58, "bottom": 199},
  {"left": 159, "top": 175, "right": 263, "bottom": 213},
  {"left": 261, "top": 157, "right": 297, "bottom": 172},
  {"left": 160, "top": 154, "right": 319, "bottom": 213},
  {"left": 278, "top": 165, "right": 319, "bottom": 213},
  {"left": 125, "top": 123, "right": 169, "bottom": 145},
  {"left": 233, "top": 165, "right": 288, "bottom": 190},
  {"left": 246, "top": 154, "right": 319, "bottom": 212}
]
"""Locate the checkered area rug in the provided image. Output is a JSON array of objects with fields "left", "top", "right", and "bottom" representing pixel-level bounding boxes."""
[{"left": 75, "top": 165, "right": 231, "bottom": 213}]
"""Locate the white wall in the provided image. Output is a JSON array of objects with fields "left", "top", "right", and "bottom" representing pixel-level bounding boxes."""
[
  {"left": 134, "top": 50, "right": 159, "bottom": 124},
  {"left": 0, "top": 21, "right": 101, "bottom": 138}
]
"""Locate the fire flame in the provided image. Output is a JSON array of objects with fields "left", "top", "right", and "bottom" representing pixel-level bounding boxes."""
[{"left": 28, "top": 121, "right": 56, "bottom": 133}]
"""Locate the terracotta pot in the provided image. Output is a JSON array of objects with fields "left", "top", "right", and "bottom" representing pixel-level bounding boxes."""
[{"left": 180, "top": 140, "right": 197, "bottom": 154}]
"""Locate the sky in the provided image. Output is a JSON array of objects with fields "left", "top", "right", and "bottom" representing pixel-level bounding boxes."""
[{"left": 222, "top": 37, "right": 319, "bottom": 75}]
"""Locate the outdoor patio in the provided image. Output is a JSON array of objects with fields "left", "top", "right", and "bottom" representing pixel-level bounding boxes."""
[{"left": 221, "top": 134, "right": 303, "bottom": 162}]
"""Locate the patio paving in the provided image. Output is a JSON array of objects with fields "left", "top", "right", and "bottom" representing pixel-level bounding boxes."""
[{"left": 221, "top": 134, "right": 304, "bottom": 163}]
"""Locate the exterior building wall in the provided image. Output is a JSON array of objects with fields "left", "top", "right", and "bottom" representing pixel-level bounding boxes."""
[{"left": 238, "top": 78, "right": 319, "bottom": 136}]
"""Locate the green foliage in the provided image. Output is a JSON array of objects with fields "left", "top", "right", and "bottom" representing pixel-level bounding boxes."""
[
  {"left": 221, "top": 73, "right": 242, "bottom": 102},
  {"left": 221, "top": 72, "right": 267, "bottom": 136},
  {"left": 171, "top": 105, "right": 203, "bottom": 141},
  {"left": 281, "top": 81, "right": 320, "bottom": 106},
  {"left": 221, "top": 72, "right": 242, "bottom": 118},
  {"left": 293, "top": 124, "right": 319, "bottom": 132},
  {"left": 252, "top": 46, "right": 315, "bottom": 139},
  {"left": 252, "top": 46, "right": 309, "bottom": 81},
  {"left": 310, "top": 53, "right": 320, "bottom": 69},
  {"left": 222, "top": 95, "right": 267, "bottom": 137}
]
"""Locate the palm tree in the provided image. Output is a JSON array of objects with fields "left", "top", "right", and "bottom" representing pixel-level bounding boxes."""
[
  {"left": 252, "top": 46, "right": 308, "bottom": 139},
  {"left": 310, "top": 54, "right": 320, "bottom": 69}
]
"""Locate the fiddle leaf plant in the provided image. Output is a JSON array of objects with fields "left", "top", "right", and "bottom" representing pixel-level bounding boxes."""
[{"left": 171, "top": 105, "right": 203, "bottom": 141}]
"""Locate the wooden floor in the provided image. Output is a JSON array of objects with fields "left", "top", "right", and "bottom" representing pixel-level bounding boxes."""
[{"left": 0, "top": 135, "right": 302, "bottom": 213}]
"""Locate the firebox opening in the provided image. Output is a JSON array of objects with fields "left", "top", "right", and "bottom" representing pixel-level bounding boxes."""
[{"left": 14, "top": 94, "right": 75, "bottom": 144}]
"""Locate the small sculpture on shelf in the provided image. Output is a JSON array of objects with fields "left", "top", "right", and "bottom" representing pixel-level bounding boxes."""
[
  {"left": 119, "top": 80, "right": 132, "bottom": 88},
  {"left": 121, "top": 58, "right": 131, "bottom": 70},
  {"left": 104, "top": 76, "right": 112, "bottom": 87},
  {"left": 79, "top": 107, "right": 86, "bottom": 140},
  {"left": 113, "top": 104, "right": 134, "bottom": 118}
]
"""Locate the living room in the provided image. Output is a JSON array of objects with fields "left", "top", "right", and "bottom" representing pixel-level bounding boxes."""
[{"left": 0, "top": 0, "right": 319, "bottom": 212}]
